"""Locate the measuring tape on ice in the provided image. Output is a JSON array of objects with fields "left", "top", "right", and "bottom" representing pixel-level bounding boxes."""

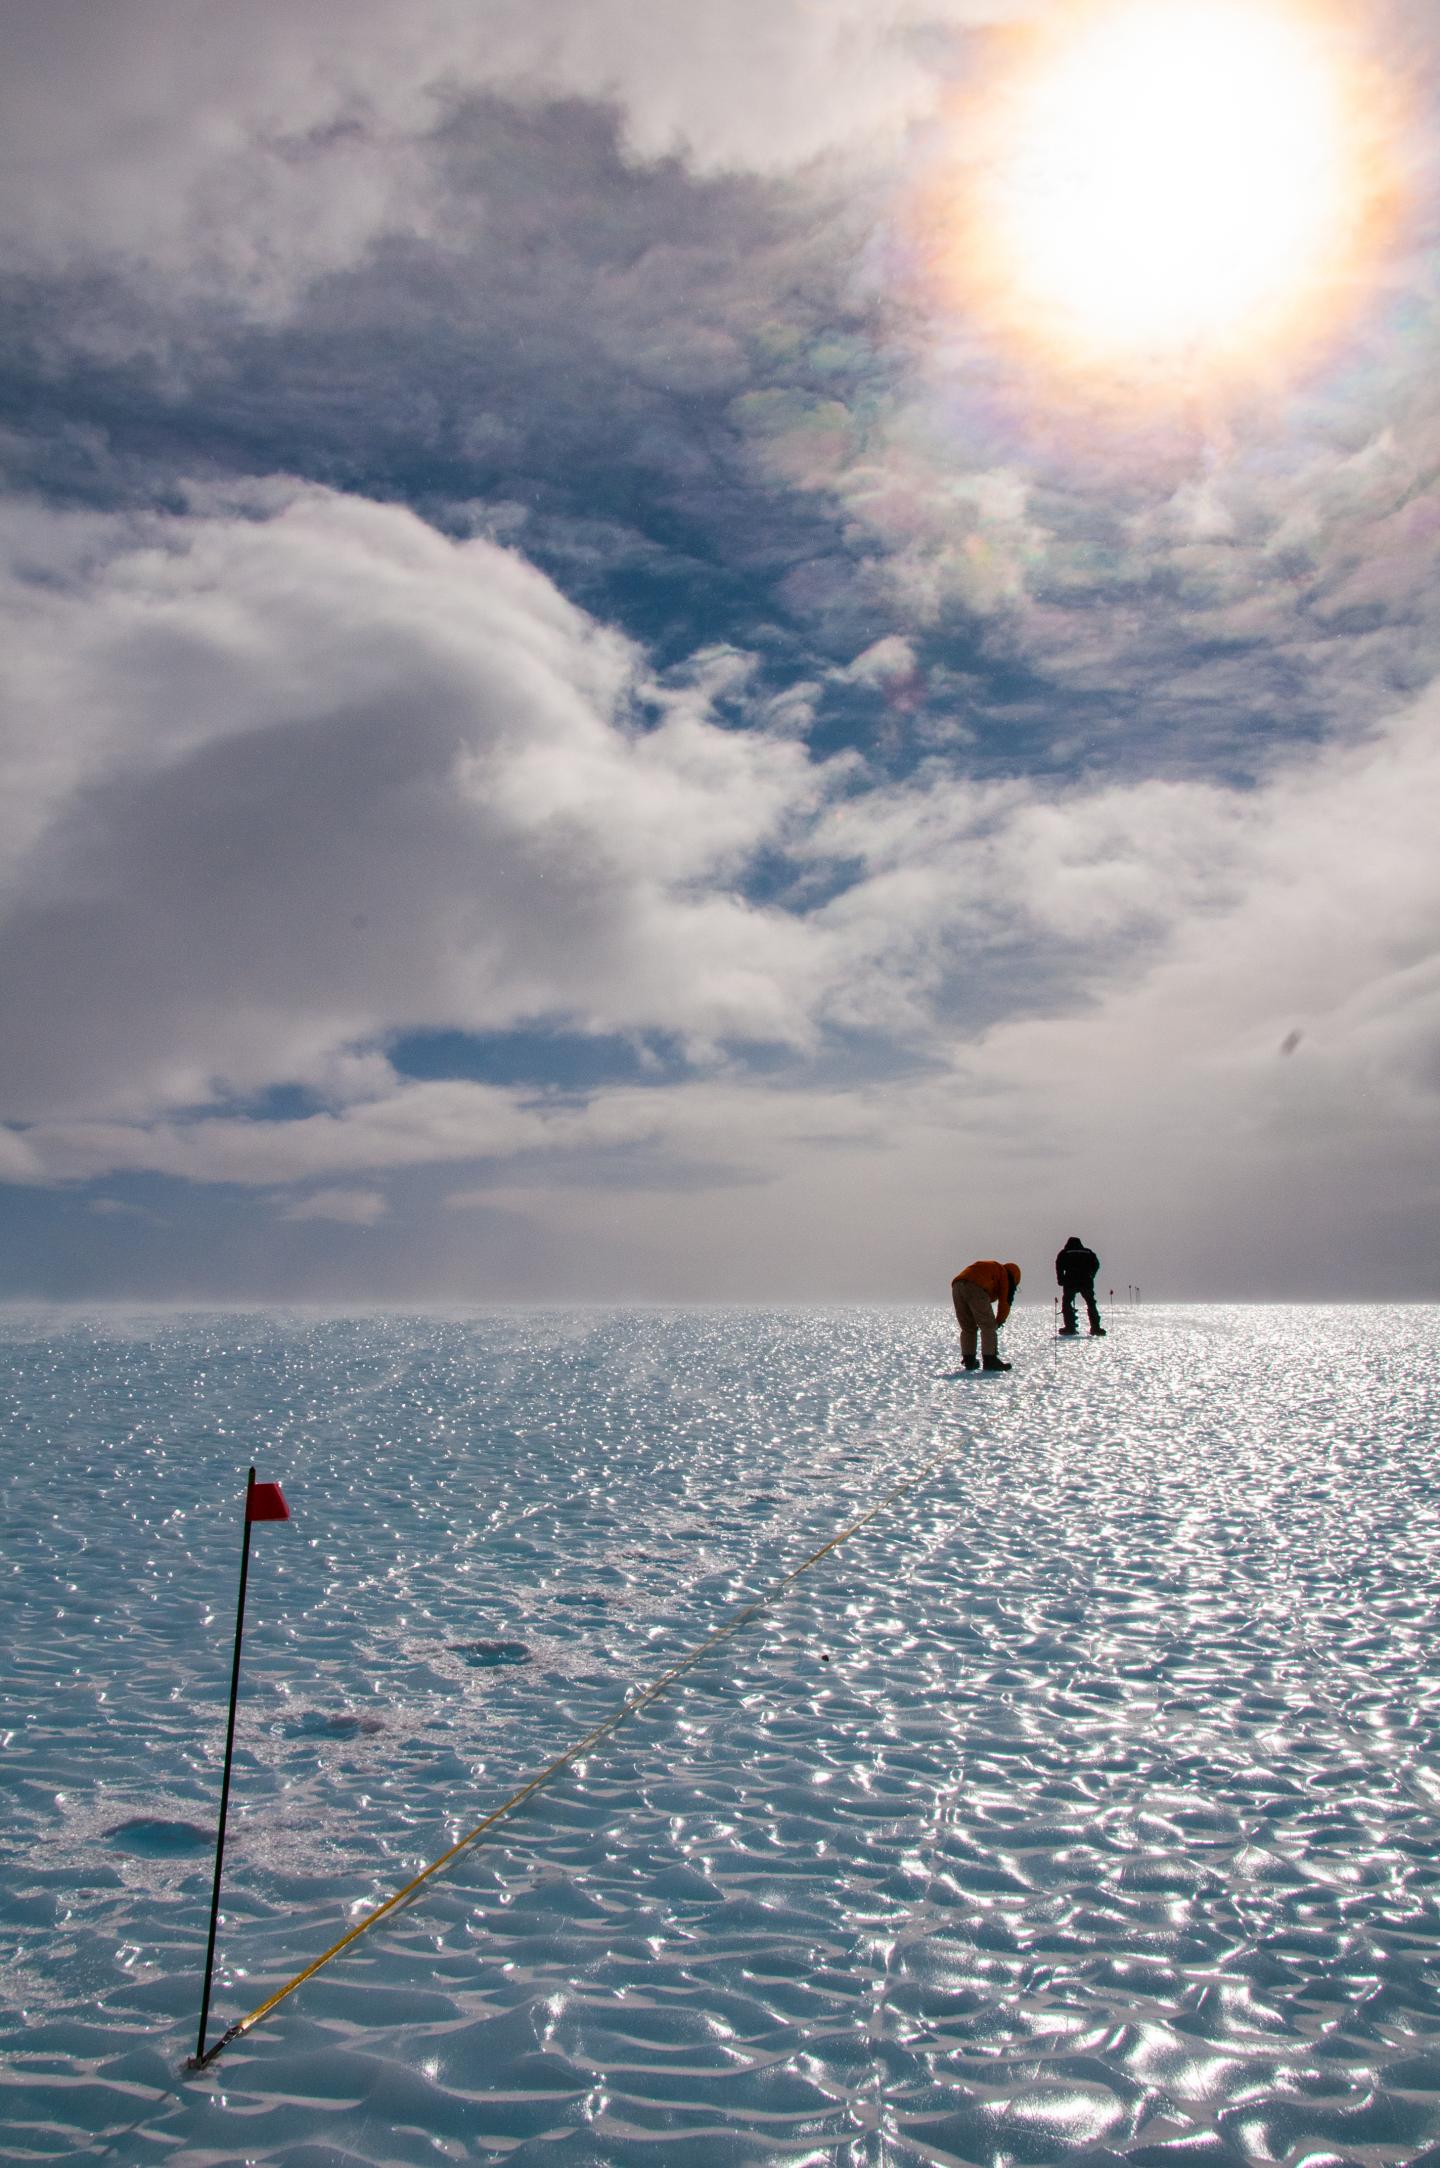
[{"left": 191, "top": 1431, "right": 963, "bottom": 2068}]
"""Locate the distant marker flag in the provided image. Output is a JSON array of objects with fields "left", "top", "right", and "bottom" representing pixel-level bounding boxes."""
[{"left": 193, "top": 1467, "right": 292, "bottom": 2067}]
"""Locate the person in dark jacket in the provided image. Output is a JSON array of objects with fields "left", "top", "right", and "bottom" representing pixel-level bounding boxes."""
[
  {"left": 951, "top": 1259, "right": 1021, "bottom": 1371},
  {"left": 1056, "top": 1236, "right": 1105, "bottom": 1337}
]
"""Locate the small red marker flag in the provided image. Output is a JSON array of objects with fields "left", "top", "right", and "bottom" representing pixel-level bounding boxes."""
[{"left": 246, "top": 1480, "right": 290, "bottom": 1523}]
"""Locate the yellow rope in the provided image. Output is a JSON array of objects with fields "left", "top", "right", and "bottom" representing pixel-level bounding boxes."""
[{"left": 193, "top": 1433, "right": 961, "bottom": 2068}]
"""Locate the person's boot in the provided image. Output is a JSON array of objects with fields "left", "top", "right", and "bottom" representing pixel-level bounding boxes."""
[
  {"left": 962, "top": 1357, "right": 980, "bottom": 1371},
  {"left": 981, "top": 1356, "right": 1012, "bottom": 1372},
  {"left": 1057, "top": 1326, "right": 1079, "bottom": 1337},
  {"left": 1089, "top": 1326, "right": 1107, "bottom": 1337}
]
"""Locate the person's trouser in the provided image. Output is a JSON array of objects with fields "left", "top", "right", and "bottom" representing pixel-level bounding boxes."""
[
  {"left": 1062, "top": 1280, "right": 1102, "bottom": 1333},
  {"left": 952, "top": 1277, "right": 999, "bottom": 1363}
]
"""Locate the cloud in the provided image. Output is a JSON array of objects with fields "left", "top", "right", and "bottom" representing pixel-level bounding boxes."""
[
  {"left": 20, "top": 1066, "right": 898, "bottom": 1194},
  {"left": 0, "top": 1127, "right": 41, "bottom": 1184},
  {"left": 0, "top": 461, "right": 1310, "bottom": 1179},
  {"left": 279, "top": 1186, "right": 389, "bottom": 1226},
  {"left": 8, "top": 630, "right": 1440, "bottom": 1296},
  {"left": 840, "top": 635, "right": 919, "bottom": 688},
  {"left": 0, "top": 0, "right": 1024, "bottom": 310},
  {"left": 11, "top": 1, "right": 1432, "bottom": 796},
  {"left": 3, "top": 2, "right": 1439, "bottom": 1300},
  {"left": 0, "top": 480, "right": 838, "bottom": 1123}
]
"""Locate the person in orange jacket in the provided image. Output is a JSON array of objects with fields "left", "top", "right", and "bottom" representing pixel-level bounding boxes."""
[{"left": 951, "top": 1259, "right": 1021, "bottom": 1372}]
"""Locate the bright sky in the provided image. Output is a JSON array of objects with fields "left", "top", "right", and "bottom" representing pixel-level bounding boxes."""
[
  {"left": 0, "top": 0, "right": 1434, "bottom": 1301},
  {"left": 959, "top": 0, "right": 1372, "bottom": 369}
]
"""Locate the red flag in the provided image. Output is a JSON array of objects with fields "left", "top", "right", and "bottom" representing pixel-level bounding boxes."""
[{"left": 247, "top": 1480, "right": 290, "bottom": 1523}]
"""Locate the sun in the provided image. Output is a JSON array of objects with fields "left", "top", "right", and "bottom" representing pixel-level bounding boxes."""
[{"left": 928, "top": 0, "right": 1390, "bottom": 381}]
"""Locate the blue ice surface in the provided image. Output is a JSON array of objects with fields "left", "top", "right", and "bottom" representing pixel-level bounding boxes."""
[{"left": 2, "top": 1302, "right": 1439, "bottom": 2166}]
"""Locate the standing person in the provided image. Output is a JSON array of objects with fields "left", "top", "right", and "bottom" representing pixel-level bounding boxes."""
[
  {"left": 1056, "top": 1236, "right": 1105, "bottom": 1337},
  {"left": 951, "top": 1260, "right": 1021, "bottom": 1372}
]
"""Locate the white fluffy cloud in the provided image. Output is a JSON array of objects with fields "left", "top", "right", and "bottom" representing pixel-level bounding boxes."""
[
  {"left": 5, "top": 477, "right": 1439, "bottom": 1297},
  {"left": 441, "top": 667, "right": 1440, "bottom": 1297},
  {"left": 0, "top": 481, "right": 834, "bottom": 1122}
]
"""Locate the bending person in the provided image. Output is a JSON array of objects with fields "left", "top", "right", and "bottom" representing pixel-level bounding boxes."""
[
  {"left": 951, "top": 1259, "right": 1021, "bottom": 1372},
  {"left": 1055, "top": 1235, "right": 1105, "bottom": 1337}
]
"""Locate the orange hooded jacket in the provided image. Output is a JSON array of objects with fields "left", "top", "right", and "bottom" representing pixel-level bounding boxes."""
[{"left": 954, "top": 1259, "right": 1021, "bottom": 1325}]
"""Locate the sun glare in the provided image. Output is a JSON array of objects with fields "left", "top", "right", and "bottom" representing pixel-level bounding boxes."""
[{"left": 932, "top": 0, "right": 1389, "bottom": 381}]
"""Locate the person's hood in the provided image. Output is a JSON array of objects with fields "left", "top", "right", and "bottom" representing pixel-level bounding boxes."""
[
  {"left": 1062, "top": 1236, "right": 1084, "bottom": 1250},
  {"left": 1005, "top": 1262, "right": 1022, "bottom": 1291}
]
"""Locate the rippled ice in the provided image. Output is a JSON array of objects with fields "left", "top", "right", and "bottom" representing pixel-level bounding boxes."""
[{"left": 3, "top": 1304, "right": 1440, "bottom": 2166}]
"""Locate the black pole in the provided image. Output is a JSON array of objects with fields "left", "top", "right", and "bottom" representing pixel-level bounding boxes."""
[{"left": 195, "top": 1467, "right": 256, "bottom": 2065}]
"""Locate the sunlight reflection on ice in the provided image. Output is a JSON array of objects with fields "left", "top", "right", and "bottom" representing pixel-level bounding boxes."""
[{"left": 1, "top": 1304, "right": 1438, "bottom": 2163}]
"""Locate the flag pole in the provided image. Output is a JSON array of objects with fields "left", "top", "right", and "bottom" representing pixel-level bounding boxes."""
[{"left": 195, "top": 1466, "right": 258, "bottom": 2065}]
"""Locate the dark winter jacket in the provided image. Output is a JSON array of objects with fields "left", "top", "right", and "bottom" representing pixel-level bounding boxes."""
[{"left": 1055, "top": 1237, "right": 1099, "bottom": 1290}]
